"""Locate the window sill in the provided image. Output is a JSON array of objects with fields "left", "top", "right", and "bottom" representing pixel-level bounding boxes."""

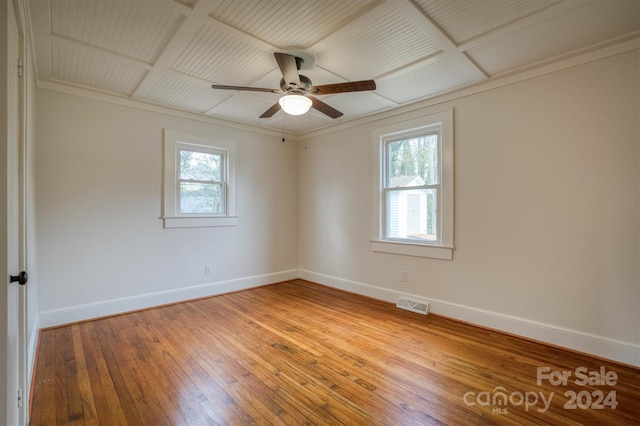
[
  {"left": 163, "top": 216, "right": 238, "bottom": 229},
  {"left": 371, "top": 240, "right": 453, "bottom": 260}
]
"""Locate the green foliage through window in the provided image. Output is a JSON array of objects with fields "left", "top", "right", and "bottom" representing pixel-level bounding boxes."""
[{"left": 387, "top": 134, "right": 438, "bottom": 186}]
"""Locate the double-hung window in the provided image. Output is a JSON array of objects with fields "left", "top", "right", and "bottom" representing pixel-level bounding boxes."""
[
  {"left": 384, "top": 132, "right": 439, "bottom": 242},
  {"left": 163, "top": 129, "right": 237, "bottom": 228},
  {"left": 178, "top": 145, "right": 224, "bottom": 215},
  {"left": 372, "top": 109, "right": 454, "bottom": 260}
]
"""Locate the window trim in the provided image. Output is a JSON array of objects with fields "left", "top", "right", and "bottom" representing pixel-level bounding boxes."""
[
  {"left": 163, "top": 129, "right": 237, "bottom": 228},
  {"left": 371, "top": 109, "right": 454, "bottom": 260}
]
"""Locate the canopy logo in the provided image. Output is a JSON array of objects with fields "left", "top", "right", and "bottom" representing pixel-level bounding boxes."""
[
  {"left": 462, "top": 366, "right": 619, "bottom": 415},
  {"left": 463, "top": 387, "right": 553, "bottom": 414}
]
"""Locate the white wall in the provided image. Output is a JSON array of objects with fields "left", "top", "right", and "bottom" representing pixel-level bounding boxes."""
[
  {"left": 36, "top": 91, "right": 299, "bottom": 325},
  {"left": 298, "top": 51, "right": 639, "bottom": 365}
]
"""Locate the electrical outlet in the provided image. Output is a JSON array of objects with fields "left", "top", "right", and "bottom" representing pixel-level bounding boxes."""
[
  {"left": 401, "top": 271, "right": 408, "bottom": 282},
  {"left": 205, "top": 264, "right": 213, "bottom": 275}
]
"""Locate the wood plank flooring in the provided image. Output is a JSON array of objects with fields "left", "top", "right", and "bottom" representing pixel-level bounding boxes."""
[{"left": 30, "top": 280, "right": 640, "bottom": 425}]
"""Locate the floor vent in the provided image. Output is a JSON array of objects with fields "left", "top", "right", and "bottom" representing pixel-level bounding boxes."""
[{"left": 396, "top": 296, "right": 430, "bottom": 315}]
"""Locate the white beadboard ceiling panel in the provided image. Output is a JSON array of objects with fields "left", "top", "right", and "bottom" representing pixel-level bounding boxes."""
[
  {"left": 315, "top": 6, "right": 441, "bottom": 81},
  {"left": 51, "top": 40, "right": 147, "bottom": 96},
  {"left": 413, "top": 0, "right": 560, "bottom": 45},
  {"left": 50, "top": 0, "right": 184, "bottom": 63},
  {"left": 468, "top": 0, "right": 640, "bottom": 76},
  {"left": 208, "top": 0, "right": 380, "bottom": 49},
  {"left": 28, "top": 0, "right": 639, "bottom": 135},
  {"left": 144, "top": 73, "right": 230, "bottom": 112},
  {"left": 319, "top": 92, "right": 396, "bottom": 118},
  {"left": 170, "top": 24, "right": 274, "bottom": 84},
  {"left": 376, "top": 57, "right": 474, "bottom": 104},
  {"left": 206, "top": 92, "right": 280, "bottom": 125}
]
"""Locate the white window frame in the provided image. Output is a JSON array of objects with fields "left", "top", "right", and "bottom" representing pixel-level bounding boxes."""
[
  {"left": 371, "top": 109, "right": 454, "bottom": 260},
  {"left": 163, "top": 129, "right": 237, "bottom": 228}
]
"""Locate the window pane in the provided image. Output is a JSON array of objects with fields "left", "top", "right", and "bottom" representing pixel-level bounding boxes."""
[
  {"left": 179, "top": 149, "right": 221, "bottom": 181},
  {"left": 179, "top": 182, "right": 222, "bottom": 214},
  {"left": 386, "top": 188, "right": 438, "bottom": 241},
  {"left": 387, "top": 134, "right": 438, "bottom": 186}
]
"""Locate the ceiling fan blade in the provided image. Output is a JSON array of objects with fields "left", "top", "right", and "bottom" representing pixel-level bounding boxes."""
[
  {"left": 212, "top": 84, "right": 282, "bottom": 93},
  {"left": 274, "top": 52, "right": 301, "bottom": 88},
  {"left": 259, "top": 101, "right": 282, "bottom": 118},
  {"left": 309, "top": 96, "right": 343, "bottom": 119},
  {"left": 309, "top": 79, "right": 376, "bottom": 95}
]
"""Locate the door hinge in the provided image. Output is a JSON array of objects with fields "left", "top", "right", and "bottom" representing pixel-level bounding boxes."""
[
  {"left": 17, "top": 388, "right": 23, "bottom": 408},
  {"left": 17, "top": 59, "right": 23, "bottom": 79}
]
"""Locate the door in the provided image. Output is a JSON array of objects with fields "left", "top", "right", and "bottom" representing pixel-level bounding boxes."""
[
  {"left": 16, "top": 2, "right": 30, "bottom": 423},
  {"left": 2, "top": 0, "right": 28, "bottom": 424}
]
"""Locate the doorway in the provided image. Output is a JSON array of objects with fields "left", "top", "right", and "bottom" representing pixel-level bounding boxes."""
[{"left": 2, "top": 0, "right": 31, "bottom": 424}]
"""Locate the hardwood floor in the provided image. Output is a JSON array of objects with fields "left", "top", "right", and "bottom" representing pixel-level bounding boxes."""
[{"left": 30, "top": 280, "right": 639, "bottom": 425}]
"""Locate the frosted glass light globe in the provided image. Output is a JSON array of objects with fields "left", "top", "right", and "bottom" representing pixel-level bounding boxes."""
[{"left": 279, "top": 94, "right": 312, "bottom": 115}]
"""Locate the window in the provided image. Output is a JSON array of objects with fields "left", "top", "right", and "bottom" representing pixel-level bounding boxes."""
[
  {"left": 178, "top": 146, "right": 224, "bottom": 215},
  {"left": 163, "top": 129, "right": 237, "bottom": 228},
  {"left": 385, "top": 134, "right": 439, "bottom": 242},
  {"left": 371, "top": 109, "right": 454, "bottom": 260}
]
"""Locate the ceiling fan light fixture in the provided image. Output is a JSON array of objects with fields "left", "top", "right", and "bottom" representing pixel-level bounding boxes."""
[{"left": 279, "top": 94, "right": 312, "bottom": 115}]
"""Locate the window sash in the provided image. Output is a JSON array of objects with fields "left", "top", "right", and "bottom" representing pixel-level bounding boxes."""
[
  {"left": 382, "top": 132, "right": 442, "bottom": 244},
  {"left": 178, "top": 146, "right": 224, "bottom": 178},
  {"left": 175, "top": 144, "right": 228, "bottom": 216},
  {"left": 178, "top": 181, "right": 224, "bottom": 215},
  {"left": 383, "top": 186, "right": 440, "bottom": 243},
  {"left": 383, "top": 132, "right": 440, "bottom": 187}
]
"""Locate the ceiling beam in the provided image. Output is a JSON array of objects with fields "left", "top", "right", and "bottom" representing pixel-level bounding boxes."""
[
  {"left": 401, "top": 0, "right": 488, "bottom": 81},
  {"left": 131, "top": 0, "right": 217, "bottom": 100},
  {"left": 51, "top": 33, "right": 153, "bottom": 70},
  {"left": 456, "top": 1, "right": 587, "bottom": 52}
]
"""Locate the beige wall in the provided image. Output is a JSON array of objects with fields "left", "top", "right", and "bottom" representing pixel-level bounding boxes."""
[
  {"left": 36, "top": 91, "right": 299, "bottom": 320},
  {"left": 298, "top": 51, "right": 639, "bottom": 362}
]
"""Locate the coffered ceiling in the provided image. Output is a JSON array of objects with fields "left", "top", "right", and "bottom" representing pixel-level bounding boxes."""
[{"left": 28, "top": 0, "right": 639, "bottom": 134}]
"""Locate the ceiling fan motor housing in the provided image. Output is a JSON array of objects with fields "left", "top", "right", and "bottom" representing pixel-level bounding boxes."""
[{"left": 280, "top": 74, "right": 312, "bottom": 93}]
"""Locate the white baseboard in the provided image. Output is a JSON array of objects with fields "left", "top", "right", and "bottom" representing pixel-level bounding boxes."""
[
  {"left": 38, "top": 269, "right": 298, "bottom": 328},
  {"left": 36, "top": 268, "right": 639, "bottom": 367},
  {"left": 298, "top": 269, "right": 640, "bottom": 367}
]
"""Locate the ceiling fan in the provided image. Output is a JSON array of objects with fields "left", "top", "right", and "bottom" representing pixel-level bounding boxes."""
[{"left": 212, "top": 52, "right": 376, "bottom": 119}]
